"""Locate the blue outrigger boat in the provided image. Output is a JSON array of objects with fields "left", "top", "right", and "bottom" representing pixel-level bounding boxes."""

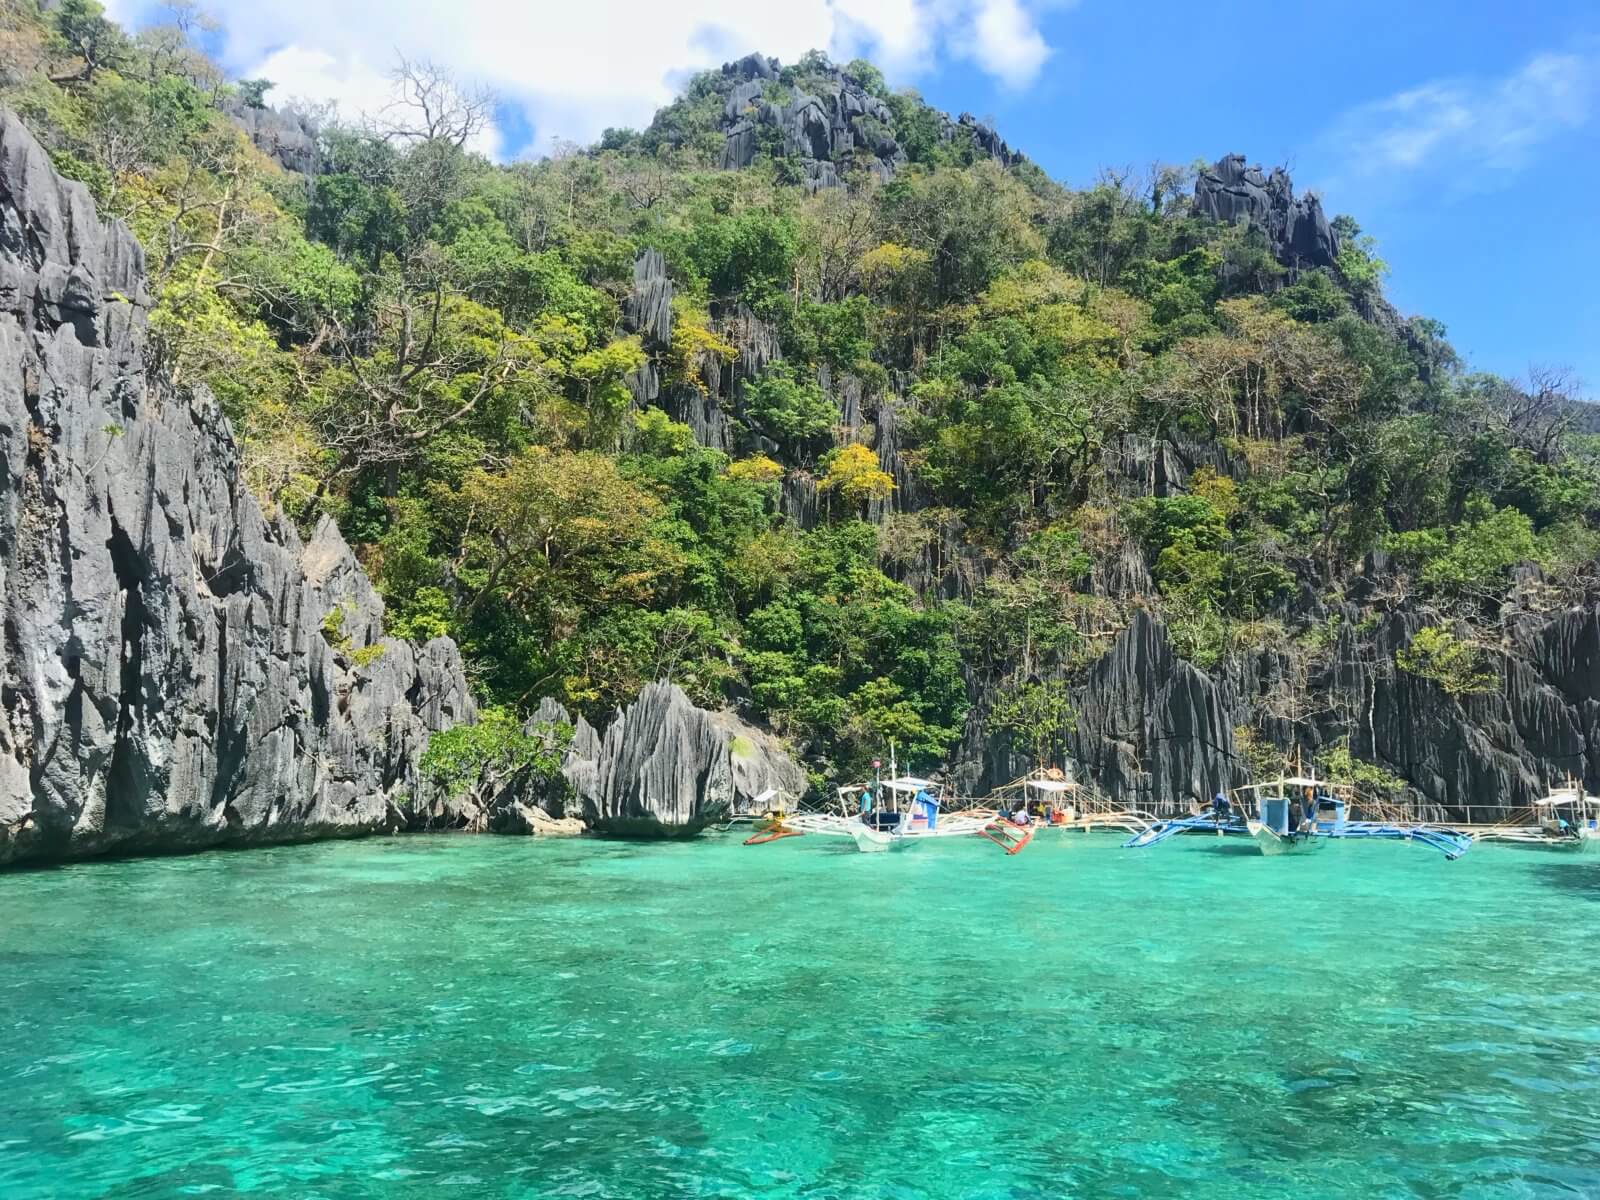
[
  {"left": 1121, "top": 796, "right": 1245, "bottom": 847},
  {"left": 1124, "top": 775, "right": 1473, "bottom": 859}
]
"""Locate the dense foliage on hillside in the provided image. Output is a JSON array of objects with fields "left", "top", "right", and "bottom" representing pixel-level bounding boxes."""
[{"left": 5, "top": 0, "right": 1596, "bottom": 788}]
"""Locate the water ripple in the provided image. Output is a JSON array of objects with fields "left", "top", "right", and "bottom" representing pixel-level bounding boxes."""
[{"left": 2, "top": 835, "right": 1600, "bottom": 1197}]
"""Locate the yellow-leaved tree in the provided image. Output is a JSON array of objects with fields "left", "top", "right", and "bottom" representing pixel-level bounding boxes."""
[
  {"left": 820, "top": 443, "right": 894, "bottom": 517},
  {"left": 726, "top": 455, "right": 784, "bottom": 484}
]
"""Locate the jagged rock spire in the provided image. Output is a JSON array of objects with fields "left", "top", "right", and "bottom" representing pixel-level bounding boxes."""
[{"left": 0, "top": 107, "right": 473, "bottom": 864}]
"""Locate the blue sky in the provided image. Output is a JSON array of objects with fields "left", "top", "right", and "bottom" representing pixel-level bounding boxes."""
[{"left": 108, "top": 0, "right": 1600, "bottom": 393}]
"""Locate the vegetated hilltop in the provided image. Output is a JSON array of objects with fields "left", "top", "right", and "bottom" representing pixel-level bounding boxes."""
[{"left": 5, "top": 3, "right": 1598, "bottom": 817}]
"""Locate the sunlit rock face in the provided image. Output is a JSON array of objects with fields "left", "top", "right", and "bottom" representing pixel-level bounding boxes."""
[
  {"left": 715, "top": 52, "right": 1017, "bottom": 192},
  {"left": 0, "top": 107, "right": 474, "bottom": 865},
  {"left": 529, "top": 682, "right": 809, "bottom": 837}
]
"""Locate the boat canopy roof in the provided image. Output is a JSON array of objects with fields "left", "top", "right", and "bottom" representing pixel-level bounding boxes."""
[
  {"left": 1026, "top": 778, "right": 1078, "bottom": 793},
  {"left": 882, "top": 776, "right": 937, "bottom": 793},
  {"left": 1534, "top": 790, "right": 1599, "bottom": 807},
  {"left": 1235, "top": 776, "right": 1354, "bottom": 793}
]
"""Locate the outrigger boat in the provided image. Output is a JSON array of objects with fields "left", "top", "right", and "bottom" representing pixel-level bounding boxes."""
[
  {"left": 1124, "top": 775, "right": 1472, "bottom": 859},
  {"left": 1243, "top": 776, "right": 1472, "bottom": 859},
  {"left": 1121, "top": 791, "right": 1247, "bottom": 848},
  {"left": 987, "top": 767, "right": 1155, "bottom": 837},
  {"left": 744, "top": 757, "right": 1148, "bottom": 856},
  {"left": 1244, "top": 777, "right": 1350, "bottom": 856},
  {"left": 1475, "top": 780, "right": 1600, "bottom": 852},
  {"left": 754, "top": 776, "right": 992, "bottom": 853}
]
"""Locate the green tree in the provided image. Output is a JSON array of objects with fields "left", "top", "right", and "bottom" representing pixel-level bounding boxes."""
[
  {"left": 51, "top": 0, "right": 125, "bottom": 83},
  {"left": 421, "top": 708, "right": 573, "bottom": 810},
  {"left": 1395, "top": 627, "right": 1498, "bottom": 696},
  {"left": 744, "top": 362, "right": 836, "bottom": 446},
  {"left": 990, "top": 680, "right": 1077, "bottom": 768},
  {"left": 1386, "top": 496, "right": 1543, "bottom": 600},
  {"left": 236, "top": 78, "right": 273, "bottom": 108},
  {"left": 820, "top": 443, "right": 895, "bottom": 511},
  {"left": 451, "top": 446, "right": 667, "bottom": 618}
]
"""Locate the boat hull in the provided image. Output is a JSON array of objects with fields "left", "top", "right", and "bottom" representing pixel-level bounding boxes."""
[
  {"left": 755, "top": 812, "right": 992, "bottom": 852},
  {"left": 1484, "top": 828, "right": 1600, "bottom": 852},
  {"left": 851, "top": 825, "right": 895, "bottom": 852},
  {"left": 1248, "top": 821, "right": 1325, "bottom": 856}
]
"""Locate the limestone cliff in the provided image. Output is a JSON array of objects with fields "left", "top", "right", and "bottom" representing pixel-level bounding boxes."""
[
  {"left": 222, "top": 96, "right": 321, "bottom": 176},
  {"left": 530, "top": 682, "right": 810, "bottom": 837},
  {"left": 0, "top": 107, "right": 474, "bottom": 864},
  {"left": 703, "top": 52, "right": 1017, "bottom": 193},
  {"left": 956, "top": 594, "right": 1600, "bottom": 821},
  {"left": 1193, "top": 154, "right": 1340, "bottom": 274}
]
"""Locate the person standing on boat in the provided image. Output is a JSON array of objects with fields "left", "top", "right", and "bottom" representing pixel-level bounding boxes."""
[{"left": 1288, "top": 793, "right": 1306, "bottom": 840}]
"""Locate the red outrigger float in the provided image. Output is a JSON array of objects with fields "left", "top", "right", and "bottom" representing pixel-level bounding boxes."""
[{"left": 977, "top": 817, "right": 1034, "bottom": 854}]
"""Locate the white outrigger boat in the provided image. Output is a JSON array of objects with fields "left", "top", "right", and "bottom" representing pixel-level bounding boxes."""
[
  {"left": 1476, "top": 780, "right": 1600, "bottom": 852},
  {"left": 760, "top": 777, "right": 991, "bottom": 853},
  {"left": 989, "top": 768, "right": 1153, "bottom": 837}
]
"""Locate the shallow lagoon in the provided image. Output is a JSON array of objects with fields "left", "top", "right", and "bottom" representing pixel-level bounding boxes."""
[{"left": 2, "top": 832, "right": 1598, "bottom": 1198}]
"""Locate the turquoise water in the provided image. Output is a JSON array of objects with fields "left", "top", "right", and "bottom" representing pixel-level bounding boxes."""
[{"left": 3, "top": 833, "right": 1599, "bottom": 1198}]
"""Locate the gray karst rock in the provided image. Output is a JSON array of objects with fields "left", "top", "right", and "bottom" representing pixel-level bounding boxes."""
[
  {"left": 0, "top": 106, "right": 473, "bottom": 865},
  {"left": 721, "top": 119, "right": 759, "bottom": 170},
  {"left": 622, "top": 247, "right": 674, "bottom": 347},
  {"left": 1317, "top": 604, "right": 1600, "bottom": 817},
  {"left": 1193, "top": 154, "right": 1339, "bottom": 273},
  {"left": 725, "top": 52, "right": 778, "bottom": 83},
  {"left": 1095, "top": 539, "right": 1155, "bottom": 600},
  {"left": 708, "top": 53, "right": 1017, "bottom": 190},
  {"left": 778, "top": 471, "right": 820, "bottom": 529},
  {"left": 781, "top": 92, "right": 834, "bottom": 161},
  {"left": 1066, "top": 608, "right": 1238, "bottom": 811},
  {"left": 524, "top": 682, "right": 808, "bottom": 836},
  {"left": 799, "top": 158, "right": 840, "bottom": 193},
  {"left": 621, "top": 253, "right": 785, "bottom": 454},
  {"left": 222, "top": 97, "right": 321, "bottom": 176},
  {"left": 955, "top": 113, "right": 1018, "bottom": 167},
  {"left": 491, "top": 801, "right": 583, "bottom": 836},
  {"left": 621, "top": 247, "right": 674, "bottom": 407},
  {"left": 724, "top": 79, "right": 766, "bottom": 123},
  {"left": 727, "top": 303, "right": 782, "bottom": 385},
  {"left": 956, "top": 587, "right": 1600, "bottom": 821}
]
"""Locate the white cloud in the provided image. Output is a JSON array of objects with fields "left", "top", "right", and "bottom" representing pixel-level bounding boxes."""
[
  {"left": 244, "top": 46, "right": 390, "bottom": 122},
  {"left": 966, "top": 0, "right": 1053, "bottom": 88},
  {"left": 249, "top": 45, "right": 505, "bottom": 157},
  {"left": 112, "top": 0, "right": 1061, "bottom": 158},
  {"left": 1326, "top": 50, "right": 1596, "bottom": 181}
]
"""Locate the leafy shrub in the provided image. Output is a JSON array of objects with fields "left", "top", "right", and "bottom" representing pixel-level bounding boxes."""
[
  {"left": 1386, "top": 497, "right": 1543, "bottom": 599},
  {"left": 420, "top": 709, "right": 573, "bottom": 802},
  {"left": 745, "top": 363, "right": 837, "bottom": 445},
  {"left": 1395, "top": 627, "right": 1498, "bottom": 696}
]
